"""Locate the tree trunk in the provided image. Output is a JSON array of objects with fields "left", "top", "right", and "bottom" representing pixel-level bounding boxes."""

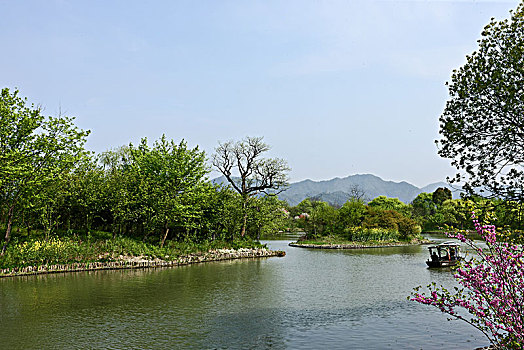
[
  {"left": 85, "top": 214, "right": 90, "bottom": 234},
  {"left": 240, "top": 198, "right": 248, "bottom": 237},
  {"left": 160, "top": 223, "right": 169, "bottom": 248},
  {"left": 1, "top": 205, "right": 15, "bottom": 256}
]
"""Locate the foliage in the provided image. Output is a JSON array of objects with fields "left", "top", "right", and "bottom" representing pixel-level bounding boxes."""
[
  {"left": 368, "top": 196, "right": 410, "bottom": 217},
  {"left": 411, "top": 192, "right": 437, "bottom": 228},
  {"left": 362, "top": 208, "right": 421, "bottom": 240},
  {"left": 342, "top": 227, "right": 400, "bottom": 242},
  {"left": 309, "top": 201, "right": 338, "bottom": 236},
  {"left": 246, "top": 195, "right": 289, "bottom": 240},
  {"left": 298, "top": 232, "right": 403, "bottom": 246},
  {"left": 411, "top": 215, "right": 524, "bottom": 348},
  {"left": 291, "top": 197, "right": 421, "bottom": 241},
  {"left": 126, "top": 135, "right": 208, "bottom": 243},
  {"left": 432, "top": 187, "right": 452, "bottom": 206},
  {"left": 437, "top": 2, "right": 524, "bottom": 201},
  {"left": 0, "top": 231, "right": 266, "bottom": 269},
  {"left": 337, "top": 200, "right": 367, "bottom": 228},
  {"left": 0, "top": 88, "right": 90, "bottom": 254},
  {"left": 289, "top": 198, "right": 314, "bottom": 218},
  {"left": 0, "top": 91, "right": 290, "bottom": 258}
]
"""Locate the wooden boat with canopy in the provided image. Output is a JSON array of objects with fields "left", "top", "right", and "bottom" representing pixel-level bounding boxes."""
[{"left": 426, "top": 241, "right": 462, "bottom": 268}]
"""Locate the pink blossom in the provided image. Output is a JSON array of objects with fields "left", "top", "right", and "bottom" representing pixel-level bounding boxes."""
[{"left": 410, "top": 214, "right": 524, "bottom": 348}]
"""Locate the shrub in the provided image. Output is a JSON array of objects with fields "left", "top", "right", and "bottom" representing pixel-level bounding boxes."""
[
  {"left": 362, "top": 208, "right": 420, "bottom": 240},
  {"left": 342, "top": 227, "right": 399, "bottom": 242}
]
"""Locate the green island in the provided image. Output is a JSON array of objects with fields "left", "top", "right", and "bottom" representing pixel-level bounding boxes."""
[
  {"left": 284, "top": 192, "right": 516, "bottom": 249},
  {"left": 289, "top": 237, "right": 430, "bottom": 249}
]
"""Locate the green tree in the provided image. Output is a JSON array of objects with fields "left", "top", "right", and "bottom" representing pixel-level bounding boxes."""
[
  {"left": 127, "top": 135, "right": 208, "bottom": 245},
  {"left": 247, "top": 196, "right": 289, "bottom": 240},
  {"left": 411, "top": 192, "right": 437, "bottom": 226},
  {"left": 362, "top": 208, "right": 420, "bottom": 240},
  {"left": 98, "top": 146, "right": 134, "bottom": 237},
  {"left": 210, "top": 185, "right": 244, "bottom": 240},
  {"left": 66, "top": 156, "right": 108, "bottom": 233},
  {"left": 432, "top": 187, "right": 452, "bottom": 207},
  {"left": 437, "top": 3, "right": 524, "bottom": 202},
  {"left": 337, "top": 199, "right": 366, "bottom": 228},
  {"left": 0, "top": 88, "right": 89, "bottom": 255},
  {"left": 291, "top": 198, "right": 314, "bottom": 218},
  {"left": 309, "top": 201, "right": 338, "bottom": 237},
  {"left": 368, "top": 196, "right": 410, "bottom": 216},
  {"left": 212, "top": 136, "right": 290, "bottom": 237}
]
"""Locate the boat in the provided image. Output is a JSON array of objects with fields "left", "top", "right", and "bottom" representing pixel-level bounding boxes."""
[{"left": 426, "top": 241, "right": 462, "bottom": 268}]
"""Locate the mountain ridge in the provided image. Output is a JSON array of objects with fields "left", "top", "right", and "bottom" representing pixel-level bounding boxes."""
[{"left": 213, "top": 173, "right": 457, "bottom": 206}]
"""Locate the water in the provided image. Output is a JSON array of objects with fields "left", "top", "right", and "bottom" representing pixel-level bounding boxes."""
[{"left": 0, "top": 237, "right": 488, "bottom": 349}]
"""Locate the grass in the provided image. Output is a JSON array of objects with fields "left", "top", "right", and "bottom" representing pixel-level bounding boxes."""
[{"left": 0, "top": 230, "right": 266, "bottom": 269}]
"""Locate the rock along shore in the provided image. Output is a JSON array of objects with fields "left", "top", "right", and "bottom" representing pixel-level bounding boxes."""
[{"left": 0, "top": 248, "right": 286, "bottom": 278}]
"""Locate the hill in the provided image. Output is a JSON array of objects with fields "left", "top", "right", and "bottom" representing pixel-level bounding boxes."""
[{"left": 213, "top": 174, "right": 458, "bottom": 207}]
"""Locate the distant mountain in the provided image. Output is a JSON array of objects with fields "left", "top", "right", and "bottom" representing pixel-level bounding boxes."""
[
  {"left": 279, "top": 174, "right": 458, "bottom": 206},
  {"left": 212, "top": 176, "right": 235, "bottom": 186},
  {"left": 212, "top": 174, "right": 459, "bottom": 207}
]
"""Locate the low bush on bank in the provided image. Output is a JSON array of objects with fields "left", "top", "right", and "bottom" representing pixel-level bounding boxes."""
[
  {"left": 297, "top": 236, "right": 415, "bottom": 247},
  {"left": 0, "top": 232, "right": 266, "bottom": 269},
  {"left": 341, "top": 227, "right": 400, "bottom": 242},
  {"left": 361, "top": 209, "right": 422, "bottom": 240}
]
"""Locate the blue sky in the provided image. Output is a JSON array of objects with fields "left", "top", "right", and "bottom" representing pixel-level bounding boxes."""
[{"left": 1, "top": 0, "right": 519, "bottom": 187}]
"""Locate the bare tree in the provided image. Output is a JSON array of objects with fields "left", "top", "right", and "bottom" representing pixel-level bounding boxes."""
[
  {"left": 348, "top": 184, "right": 368, "bottom": 203},
  {"left": 212, "top": 136, "right": 290, "bottom": 237}
]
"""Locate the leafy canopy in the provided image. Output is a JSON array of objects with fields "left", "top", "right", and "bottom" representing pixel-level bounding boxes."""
[{"left": 437, "top": 3, "right": 524, "bottom": 201}]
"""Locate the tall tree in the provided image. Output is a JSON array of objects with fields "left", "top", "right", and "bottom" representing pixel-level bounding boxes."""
[
  {"left": 437, "top": 3, "right": 524, "bottom": 201},
  {"left": 0, "top": 88, "right": 89, "bottom": 255},
  {"left": 212, "top": 136, "right": 290, "bottom": 237},
  {"left": 127, "top": 135, "right": 208, "bottom": 245}
]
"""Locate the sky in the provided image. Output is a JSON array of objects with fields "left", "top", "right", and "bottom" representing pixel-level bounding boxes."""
[{"left": 0, "top": 0, "right": 520, "bottom": 187}]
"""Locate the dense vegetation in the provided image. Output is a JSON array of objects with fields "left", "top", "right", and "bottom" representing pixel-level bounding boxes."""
[
  {"left": 287, "top": 196, "right": 420, "bottom": 243},
  {"left": 415, "top": 5, "right": 524, "bottom": 347},
  {"left": 437, "top": 0, "right": 524, "bottom": 203},
  {"left": 286, "top": 186, "right": 524, "bottom": 244},
  {"left": 0, "top": 88, "right": 288, "bottom": 268},
  {"left": 3, "top": 81, "right": 524, "bottom": 269}
]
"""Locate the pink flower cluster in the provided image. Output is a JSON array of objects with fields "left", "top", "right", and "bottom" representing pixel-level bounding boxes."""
[{"left": 411, "top": 213, "right": 524, "bottom": 349}]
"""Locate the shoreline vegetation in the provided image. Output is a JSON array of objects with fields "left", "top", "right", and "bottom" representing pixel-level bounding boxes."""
[
  {"left": 0, "top": 90, "right": 293, "bottom": 279},
  {"left": 0, "top": 244, "right": 285, "bottom": 278},
  {"left": 0, "top": 230, "right": 286, "bottom": 278},
  {"left": 289, "top": 236, "right": 431, "bottom": 249}
]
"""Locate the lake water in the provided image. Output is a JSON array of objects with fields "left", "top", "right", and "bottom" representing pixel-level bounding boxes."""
[{"left": 0, "top": 236, "right": 488, "bottom": 349}]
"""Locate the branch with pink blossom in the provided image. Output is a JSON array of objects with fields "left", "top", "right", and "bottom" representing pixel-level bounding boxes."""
[{"left": 410, "top": 213, "right": 524, "bottom": 349}]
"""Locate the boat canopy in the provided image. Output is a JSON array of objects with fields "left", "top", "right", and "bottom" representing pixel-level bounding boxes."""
[
  {"left": 427, "top": 241, "right": 460, "bottom": 249},
  {"left": 428, "top": 241, "right": 460, "bottom": 260}
]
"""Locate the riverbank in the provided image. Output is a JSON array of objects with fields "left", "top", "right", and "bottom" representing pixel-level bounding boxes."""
[
  {"left": 0, "top": 247, "right": 285, "bottom": 278},
  {"left": 289, "top": 238, "right": 430, "bottom": 249}
]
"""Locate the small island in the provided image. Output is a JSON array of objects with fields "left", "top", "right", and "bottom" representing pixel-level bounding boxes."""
[
  {"left": 286, "top": 196, "right": 430, "bottom": 249},
  {"left": 289, "top": 237, "right": 429, "bottom": 249}
]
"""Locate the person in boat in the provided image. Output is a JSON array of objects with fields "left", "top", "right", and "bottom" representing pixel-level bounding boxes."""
[{"left": 431, "top": 251, "right": 439, "bottom": 262}]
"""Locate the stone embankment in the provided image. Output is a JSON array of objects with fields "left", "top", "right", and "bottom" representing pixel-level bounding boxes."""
[{"left": 0, "top": 248, "right": 285, "bottom": 278}]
